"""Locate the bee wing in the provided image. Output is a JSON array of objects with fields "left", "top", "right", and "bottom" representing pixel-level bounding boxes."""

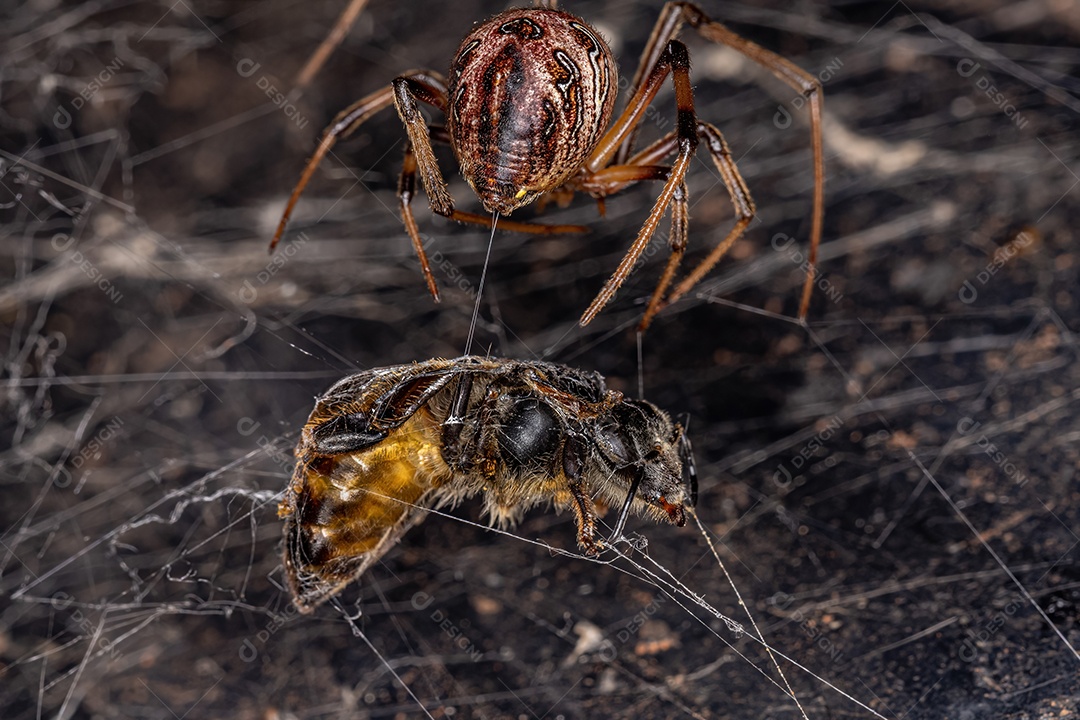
[{"left": 307, "top": 360, "right": 468, "bottom": 455}]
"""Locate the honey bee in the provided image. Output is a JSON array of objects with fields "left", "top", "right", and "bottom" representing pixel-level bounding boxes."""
[{"left": 279, "top": 356, "right": 696, "bottom": 613}]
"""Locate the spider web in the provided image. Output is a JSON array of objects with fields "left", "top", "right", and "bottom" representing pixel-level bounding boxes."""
[{"left": 3, "top": 0, "right": 1079, "bottom": 718}]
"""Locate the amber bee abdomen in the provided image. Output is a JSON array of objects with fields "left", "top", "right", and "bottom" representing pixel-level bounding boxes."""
[
  {"left": 447, "top": 8, "right": 618, "bottom": 215},
  {"left": 286, "top": 410, "right": 450, "bottom": 586}
]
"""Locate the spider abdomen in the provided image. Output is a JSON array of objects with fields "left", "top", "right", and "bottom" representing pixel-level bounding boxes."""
[{"left": 447, "top": 8, "right": 617, "bottom": 215}]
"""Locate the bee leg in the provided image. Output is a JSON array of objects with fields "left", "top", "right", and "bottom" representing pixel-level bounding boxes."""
[
  {"left": 568, "top": 480, "right": 600, "bottom": 555},
  {"left": 440, "top": 373, "right": 475, "bottom": 470},
  {"left": 563, "top": 436, "right": 600, "bottom": 554}
]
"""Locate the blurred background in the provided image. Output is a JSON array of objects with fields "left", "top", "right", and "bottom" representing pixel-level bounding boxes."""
[{"left": 2, "top": 0, "right": 1079, "bottom": 717}]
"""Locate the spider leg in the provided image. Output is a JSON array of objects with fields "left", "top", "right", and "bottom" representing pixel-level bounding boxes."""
[
  {"left": 621, "top": 2, "right": 825, "bottom": 320},
  {"left": 583, "top": 34, "right": 683, "bottom": 175},
  {"left": 441, "top": 210, "right": 589, "bottom": 236},
  {"left": 293, "top": 0, "right": 372, "bottom": 91},
  {"left": 579, "top": 40, "right": 697, "bottom": 327},
  {"left": 392, "top": 75, "right": 454, "bottom": 217},
  {"left": 578, "top": 115, "right": 756, "bottom": 330},
  {"left": 578, "top": 164, "right": 671, "bottom": 190},
  {"left": 270, "top": 70, "right": 449, "bottom": 253},
  {"left": 639, "top": 180, "right": 689, "bottom": 331},
  {"left": 632, "top": 122, "right": 756, "bottom": 330},
  {"left": 398, "top": 139, "right": 442, "bottom": 301}
]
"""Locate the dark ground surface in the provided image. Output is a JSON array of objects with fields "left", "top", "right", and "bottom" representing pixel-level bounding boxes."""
[{"left": 2, "top": 0, "right": 1080, "bottom": 718}]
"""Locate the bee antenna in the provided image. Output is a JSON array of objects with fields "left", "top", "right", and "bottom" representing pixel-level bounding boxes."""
[
  {"left": 677, "top": 411, "right": 692, "bottom": 432},
  {"left": 679, "top": 430, "right": 698, "bottom": 507}
]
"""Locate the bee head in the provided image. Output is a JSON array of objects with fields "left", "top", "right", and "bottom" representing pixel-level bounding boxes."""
[{"left": 594, "top": 399, "right": 693, "bottom": 526}]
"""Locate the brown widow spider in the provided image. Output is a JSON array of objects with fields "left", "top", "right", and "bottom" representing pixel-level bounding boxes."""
[{"left": 270, "top": 1, "right": 824, "bottom": 330}]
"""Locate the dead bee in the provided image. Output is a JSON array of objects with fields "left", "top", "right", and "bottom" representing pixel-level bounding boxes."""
[{"left": 279, "top": 356, "right": 696, "bottom": 613}]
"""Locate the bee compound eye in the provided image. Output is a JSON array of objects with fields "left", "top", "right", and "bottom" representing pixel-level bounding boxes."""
[
  {"left": 595, "top": 426, "right": 630, "bottom": 465},
  {"left": 497, "top": 397, "right": 561, "bottom": 467}
]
